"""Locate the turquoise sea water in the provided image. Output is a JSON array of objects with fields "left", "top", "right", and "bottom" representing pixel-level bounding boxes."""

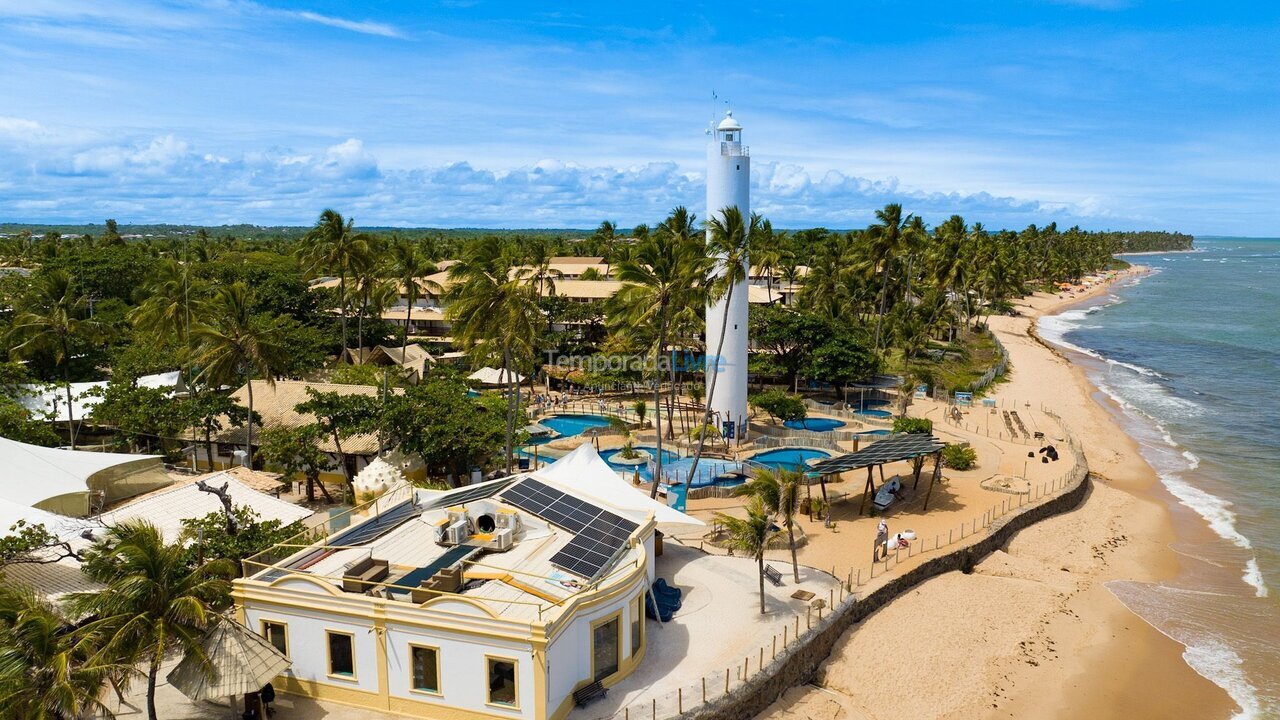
[{"left": 1039, "top": 238, "right": 1280, "bottom": 718}]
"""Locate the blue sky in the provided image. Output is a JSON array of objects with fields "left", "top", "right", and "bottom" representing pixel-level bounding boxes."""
[{"left": 0, "top": 1, "right": 1277, "bottom": 234}]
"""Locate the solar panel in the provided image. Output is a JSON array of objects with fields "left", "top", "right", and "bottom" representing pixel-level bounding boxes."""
[
  {"left": 501, "top": 478, "right": 638, "bottom": 580},
  {"left": 809, "top": 433, "right": 946, "bottom": 475},
  {"left": 419, "top": 476, "right": 518, "bottom": 511}
]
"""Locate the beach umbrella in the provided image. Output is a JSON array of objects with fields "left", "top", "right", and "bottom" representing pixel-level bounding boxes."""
[{"left": 167, "top": 619, "right": 290, "bottom": 717}]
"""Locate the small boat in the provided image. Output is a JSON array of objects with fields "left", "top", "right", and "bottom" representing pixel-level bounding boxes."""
[{"left": 873, "top": 477, "right": 902, "bottom": 511}]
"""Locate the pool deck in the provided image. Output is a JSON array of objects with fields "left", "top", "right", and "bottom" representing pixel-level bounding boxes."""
[{"left": 568, "top": 543, "right": 841, "bottom": 720}]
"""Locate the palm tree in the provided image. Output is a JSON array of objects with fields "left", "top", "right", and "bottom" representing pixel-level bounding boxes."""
[
  {"left": 300, "top": 209, "right": 370, "bottom": 353},
  {"left": 865, "top": 203, "right": 910, "bottom": 352},
  {"left": 524, "top": 236, "right": 564, "bottom": 297},
  {"left": 735, "top": 468, "right": 803, "bottom": 582},
  {"left": 687, "top": 206, "right": 755, "bottom": 486},
  {"left": 609, "top": 224, "right": 708, "bottom": 497},
  {"left": 714, "top": 498, "right": 777, "bottom": 614},
  {"left": 752, "top": 217, "right": 783, "bottom": 304},
  {"left": 191, "top": 283, "right": 288, "bottom": 469},
  {"left": 387, "top": 237, "right": 439, "bottom": 355},
  {"left": 71, "top": 521, "right": 234, "bottom": 720},
  {"left": 446, "top": 239, "right": 541, "bottom": 472},
  {"left": 7, "top": 270, "right": 102, "bottom": 449},
  {"left": 0, "top": 583, "right": 118, "bottom": 719}
]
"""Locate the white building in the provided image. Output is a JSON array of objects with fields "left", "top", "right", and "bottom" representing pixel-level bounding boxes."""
[
  {"left": 705, "top": 110, "right": 751, "bottom": 435},
  {"left": 234, "top": 445, "right": 701, "bottom": 720}
]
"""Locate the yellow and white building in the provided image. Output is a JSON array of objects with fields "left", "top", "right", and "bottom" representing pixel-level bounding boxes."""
[{"left": 234, "top": 444, "right": 701, "bottom": 720}]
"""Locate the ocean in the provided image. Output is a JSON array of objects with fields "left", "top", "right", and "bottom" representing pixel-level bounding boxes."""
[{"left": 1039, "top": 238, "right": 1280, "bottom": 719}]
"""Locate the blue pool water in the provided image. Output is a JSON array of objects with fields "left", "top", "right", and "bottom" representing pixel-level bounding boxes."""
[
  {"left": 659, "top": 457, "right": 744, "bottom": 487},
  {"left": 749, "top": 448, "right": 833, "bottom": 471},
  {"left": 540, "top": 414, "right": 613, "bottom": 437},
  {"left": 857, "top": 429, "right": 892, "bottom": 437},
  {"left": 855, "top": 409, "right": 893, "bottom": 418},
  {"left": 600, "top": 446, "right": 680, "bottom": 482},
  {"left": 784, "top": 417, "right": 847, "bottom": 432}
]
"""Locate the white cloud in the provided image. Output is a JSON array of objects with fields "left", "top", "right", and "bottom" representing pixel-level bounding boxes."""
[{"left": 289, "top": 10, "right": 404, "bottom": 39}]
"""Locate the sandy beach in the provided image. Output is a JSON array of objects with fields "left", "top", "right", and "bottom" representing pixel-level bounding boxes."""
[{"left": 754, "top": 269, "right": 1239, "bottom": 720}]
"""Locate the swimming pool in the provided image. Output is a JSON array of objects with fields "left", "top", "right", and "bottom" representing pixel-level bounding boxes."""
[
  {"left": 855, "top": 409, "right": 893, "bottom": 419},
  {"left": 539, "top": 414, "right": 613, "bottom": 437},
  {"left": 748, "top": 448, "right": 833, "bottom": 471},
  {"left": 783, "top": 417, "right": 847, "bottom": 432},
  {"left": 659, "top": 457, "right": 745, "bottom": 487},
  {"left": 600, "top": 446, "right": 680, "bottom": 482},
  {"left": 856, "top": 429, "right": 892, "bottom": 437}
]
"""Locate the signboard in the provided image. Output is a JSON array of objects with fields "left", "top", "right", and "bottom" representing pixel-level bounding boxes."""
[
  {"left": 722, "top": 419, "right": 736, "bottom": 440},
  {"left": 955, "top": 392, "right": 974, "bottom": 407},
  {"left": 914, "top": 384, "right": 928, "bottom": 399}
]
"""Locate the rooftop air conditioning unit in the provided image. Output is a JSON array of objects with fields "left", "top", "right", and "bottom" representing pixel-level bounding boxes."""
[
  {"left": 444, "top": 521, "right": 468, "bottom": 546},
  {"left": 495, "top": 512, "right": 521, "bottom": 533},
  {"left": 493, "top": 527, "right": 514, "bottom": 551}
]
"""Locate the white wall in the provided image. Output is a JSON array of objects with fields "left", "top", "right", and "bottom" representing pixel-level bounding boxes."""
[
  {"left": 545, "top": 583, "right": 645, "bottom": 709},
  {"left": 244, "top": 603, "right": 380, "bottom": 695},
  {"left": 385, "top": 623, "right": 534, "bottom": 717}
]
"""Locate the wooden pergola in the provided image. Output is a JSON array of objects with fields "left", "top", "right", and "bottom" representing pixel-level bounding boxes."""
[{"left": 808, "top": 433, "right": 948, "bottom": 515}]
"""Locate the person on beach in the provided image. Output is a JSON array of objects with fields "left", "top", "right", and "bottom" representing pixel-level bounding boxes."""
[{"left": 874, "top": 518, "right": 889, "bottom": 562}]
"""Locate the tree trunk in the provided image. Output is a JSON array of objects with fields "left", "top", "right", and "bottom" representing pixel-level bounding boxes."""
[
  {"left": 757, "top": 552, "right": 766, "bottom": 614},
  {"left": 503, "top": 345, "right": 516, "bottom": 473},
  {"left": 245, "top": 378, "right": 255, "bottom": 469},
  {"left": 650, "top": 317, "right": 668, "bottom": 499},
  {"left": 686, "top": 284, "right": 734, "bottom": 486},
  {"left": 204, "top": 425, "right": 215, "bottom": 470},
  {"left": 331, "top": 427, "right": 353, "bottom": 496},
  {"left": 402, "top": 294, "right": 413, "bottom": 356},
  {"left": 61, "top": 338, "right": 77, "bottom": 445},
  {"left": 788, "top": 521, "right": 799, "bottom": 582},
  {"left": 339, "top": 274, "right": 348, "bottom": 353},
  {"left": 873, "top": 265, "right": 891, "bottom": 353},
  {"left": 146, "top": 652, "right": 162, "bottom": 720}
]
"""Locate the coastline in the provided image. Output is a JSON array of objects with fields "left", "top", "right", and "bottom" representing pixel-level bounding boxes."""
[{"left": 758, "top": 266, "right": 1238, "bottom": 720}]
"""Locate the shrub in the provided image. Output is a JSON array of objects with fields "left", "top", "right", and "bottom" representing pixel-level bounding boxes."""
[
  {"left": 942, "top": 444, "right": 978, "bottom": 470},
  {"left": 749, "top": 388, "right": 807, "bottom": 423},
  {"left": 893, "top": 416, "right": 933, "bottom": 434}
]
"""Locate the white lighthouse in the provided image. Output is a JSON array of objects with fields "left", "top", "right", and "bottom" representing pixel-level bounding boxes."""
[{"left": 705, "top": 110, "right": 750, "bottom": 438}]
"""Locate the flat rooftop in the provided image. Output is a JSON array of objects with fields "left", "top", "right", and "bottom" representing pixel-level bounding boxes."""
[{"left": 246, "top": 475, "right": 649, "bottom": 622}]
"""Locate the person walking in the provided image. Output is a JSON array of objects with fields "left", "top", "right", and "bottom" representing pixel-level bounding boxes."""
[{"left": 874, "top": 518, "right": 889, "bottom": 562}]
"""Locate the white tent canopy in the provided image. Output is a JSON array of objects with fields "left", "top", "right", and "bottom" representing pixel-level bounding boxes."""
[
  {"left": 535, "top": 443, "right": 705, "bottom": 533},
  {"left": 17, "top": 371, "right": 182, "bottom": 423},
  {"left": 0, "top": 496, "right": 84, "bottom": 539},
  {"left": 468, "top": 366, "right": 525, "bottom": 385},
  {"left": 0, "top": 436, "right": 170, "bottom": 514}
]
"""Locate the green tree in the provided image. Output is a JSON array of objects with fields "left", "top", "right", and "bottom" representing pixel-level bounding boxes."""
[
  {"left": 6, "top": 270, "right": 102, "bottom": 449},
  {"left": 387, "top": 237, "right": 440, "bottom": 355},
  {"left": 445, "top": 238, "right": 540, "bottom": 472},
  {"left": 178, "top": 506, "right": 303, "bottom": 568},
  {"left": 807, "top": 329, "right": 879, "bottom": 404},
  {"left": 689, "top": 206, "right": 756, "bottom": 485},
  {"left": 865, "top": 203, "right": 910, "bottom": 352},
  {"left": 748, "top": 388, "right": 806, "bottom": 423},
  {"left": 714, "top": 498, "right": 777, "bottom": 614},
  {"left": 380, "top": 375, "right": 511, "bottom": 479},
  {"left": 0, "top": 397, "right": 60, "bottom": 446},
  {"left": 257, "top": 425, "right": 334, "bottom": 503},
  {"left": 71, "top": 521, "right": 234, "bottom": 720},
  {"left": 300, "top": 209, "right": 370, "bottom": 352},
  {"left": 735, "top": 468, "right": 804, "bottom": 582},
  {"left": 295, "top": 388, "right": 379, "bottom": 495},
  {"left": 0, "top": 583, "right": 119, "bottom": 719},
  {"left": 608, "top": 213, "right": 707, "bottom": 495},
  {"left": 191, "top": 283, "right": 288, "bottom": 469}
]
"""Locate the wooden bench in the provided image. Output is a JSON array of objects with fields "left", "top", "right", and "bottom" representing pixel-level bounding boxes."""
[
  {"left": 573, "top": 680, "right": 608, "bottom": 707},
  {"left": 763, "top": 564, "right": 783, "bottom": 587}
]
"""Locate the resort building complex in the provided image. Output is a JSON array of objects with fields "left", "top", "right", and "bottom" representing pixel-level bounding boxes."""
[{"left": 234, "top": 445, "right": 698, "bottom": 720}]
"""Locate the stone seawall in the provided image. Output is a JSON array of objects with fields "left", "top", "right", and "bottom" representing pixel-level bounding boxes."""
[{"left": 678, "top": 471, "right": 1093, "bottom": 720}]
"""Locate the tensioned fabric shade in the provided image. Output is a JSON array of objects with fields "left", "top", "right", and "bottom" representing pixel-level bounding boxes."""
[
  {"left": 167, "top": 619, "right": 290, "bottom": 702},
  {"left": 809, "top": 433, "right": 946, "bottom": 475}
]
